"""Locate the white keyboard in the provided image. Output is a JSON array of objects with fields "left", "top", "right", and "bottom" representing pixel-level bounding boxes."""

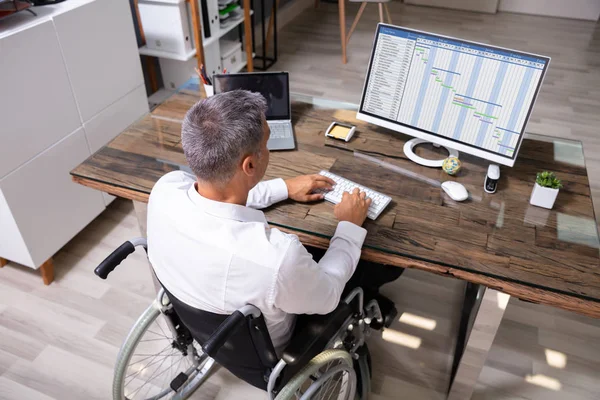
[
  {"left": 317, "top": 170, "right": 392, "bottom": 220},
  {"left": 269, "top": 122, "right": 293, "bottom": 139}
]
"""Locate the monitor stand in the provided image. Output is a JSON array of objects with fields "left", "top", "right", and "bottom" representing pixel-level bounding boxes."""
[{"left": 403, "top": 138, "right": 459, "bottom": 168}]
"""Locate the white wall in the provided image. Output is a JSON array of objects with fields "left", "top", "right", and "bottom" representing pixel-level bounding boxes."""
[{"left": 498, "top": 0, "right": 600, "bottom": 20}]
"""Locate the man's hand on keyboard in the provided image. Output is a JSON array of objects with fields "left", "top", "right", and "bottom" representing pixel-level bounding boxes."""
[
  {"left": 334, "top": 188, "right": 372, "bottom": 226},
  {"left": 285, "top": 174, "right": 335, "bottom": 202}
]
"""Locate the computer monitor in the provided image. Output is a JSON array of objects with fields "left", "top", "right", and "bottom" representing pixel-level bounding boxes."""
[{"left": 357, "top": 24, "right": 550, "bottom": 167}]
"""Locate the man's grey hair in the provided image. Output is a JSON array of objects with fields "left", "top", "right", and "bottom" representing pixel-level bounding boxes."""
[{"left": 181, "top": 90, "right": 268, "bottom": 183}]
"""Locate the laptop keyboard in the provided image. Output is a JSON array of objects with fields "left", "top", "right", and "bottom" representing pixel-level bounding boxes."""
[{"left": 269, "top": 123, "right": 293, "bottom": 139}]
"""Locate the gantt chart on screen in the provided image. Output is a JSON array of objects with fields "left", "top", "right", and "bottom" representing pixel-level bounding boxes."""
[{"left": 362, "top": 27, "right": 547, "bottom": 157}]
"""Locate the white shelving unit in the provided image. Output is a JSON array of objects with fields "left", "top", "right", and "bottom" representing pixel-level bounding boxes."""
[
  {"left": 138, "top": 9, "right": 253, "bottom": 61},
  {"left": 230, "top": 51, "right": 256, "bottom": 73},
  {"left": 137, "top": 0, "right": 252, "bottom": 91},
  {"left": 139, "top": 45, "right": 196, "bottom": 61},
  {"left": 204, "top": 10, "right": 253, "bottom": 47}
]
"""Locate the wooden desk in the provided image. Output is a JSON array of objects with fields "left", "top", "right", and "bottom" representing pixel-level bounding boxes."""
[{"left": 71, "top": 90, "right": 600, "bottom": 399}]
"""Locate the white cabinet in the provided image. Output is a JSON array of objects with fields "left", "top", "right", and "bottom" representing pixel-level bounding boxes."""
[
  {"left": 0, "top": 19, "right": 80, "bottom": 178},
  {"left": 83, "top": 85, "right": 149, "bottom": 154},
  {"left": 0, "top": 0, "right": 149, "bottom": 281},
  {"left": 53, "top": 0, "right": 145, "bottom": 122},
  {"left": 0, "top": 128, "right": 105, "bottom": 268},
  {"left": 0, "top": 191, "right": 31, "bottom": 267},
  {"left": 83, "top": 84, "right": 149, "bottom": 207}
]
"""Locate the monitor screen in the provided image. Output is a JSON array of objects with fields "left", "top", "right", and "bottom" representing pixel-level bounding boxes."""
[
  {"left": 213, "top": 72, "right": 290, "bottom": 121},
  {"left": 358, "top": 24, "right": 550, "bottom": 166}
]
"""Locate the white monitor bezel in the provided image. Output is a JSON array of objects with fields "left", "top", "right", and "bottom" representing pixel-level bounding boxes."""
[{"left": 356, "top": 23, "right": 551, "bottom": 167}]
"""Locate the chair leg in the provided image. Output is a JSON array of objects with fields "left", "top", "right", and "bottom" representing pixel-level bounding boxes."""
[
  {"left": 384, "top": 3, "right": 392, "bottom": 24},
  {"left": 265, "top": 0, "right": 280, "bottom": 53},
  {"left": 347, "top": 2, "right": 367, "bottom": 46},
  {"left": 378, "top": 3, "right": 384, "bottom": 23},
  {"left": 40, "top": 258, "right": 54, "bottom": 285},
  {"left": 0, "top": 257, "right": 7, "bottom": 268},
  {"left": 339, "top": 0, "right": 347, "bottom": 64}
]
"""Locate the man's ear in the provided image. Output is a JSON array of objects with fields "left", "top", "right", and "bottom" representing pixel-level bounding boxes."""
[{"left": 241, "top": 154, "right": 256, "bottom": 177}]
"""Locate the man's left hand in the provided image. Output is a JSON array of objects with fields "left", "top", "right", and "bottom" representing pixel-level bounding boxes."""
[{"left": 285, "top": 174, "right": 335, "bottom": 202}]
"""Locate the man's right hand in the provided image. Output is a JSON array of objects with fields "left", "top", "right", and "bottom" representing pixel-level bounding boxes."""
[{"left": 334, "top": 188, "right": 372, "bottom": 226}]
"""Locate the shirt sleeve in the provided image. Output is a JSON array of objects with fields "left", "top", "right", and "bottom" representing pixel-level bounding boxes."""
[
  {"left": 272, "top": 221, "right": 367, "bottom": 315},
  {"left": 246, "top": 178, "right": 289, "bottom": 209}
]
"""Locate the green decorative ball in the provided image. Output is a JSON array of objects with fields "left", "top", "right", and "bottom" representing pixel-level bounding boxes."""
[{"left": 442, "top": 156, "right": 462, "bottom": 175}]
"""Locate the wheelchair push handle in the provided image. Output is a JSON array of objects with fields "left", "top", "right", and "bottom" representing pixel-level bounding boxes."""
[
  {"left": 202, "top": 305, "right": 261, "bottom": 357},
  {"left": 94, "top": 238, "right": 147, "bottom": 279}
]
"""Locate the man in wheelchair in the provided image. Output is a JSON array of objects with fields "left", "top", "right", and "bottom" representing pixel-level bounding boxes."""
[{"left": 98, "top": 90, "right": 402, "bottom": 400}]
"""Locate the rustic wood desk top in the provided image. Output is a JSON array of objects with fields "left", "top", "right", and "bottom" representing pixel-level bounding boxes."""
[{"left": 71, "top": 89, "right": 600, "bottom": 318}]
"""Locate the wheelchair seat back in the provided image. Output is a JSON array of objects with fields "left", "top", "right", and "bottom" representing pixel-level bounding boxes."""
[{"left": 162, "top": 285, "right": 279, "bottom": 390}]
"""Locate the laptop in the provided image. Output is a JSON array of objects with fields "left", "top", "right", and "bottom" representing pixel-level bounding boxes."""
[{"left": 213, "top": 72, "right": 295, "bottom": 150}]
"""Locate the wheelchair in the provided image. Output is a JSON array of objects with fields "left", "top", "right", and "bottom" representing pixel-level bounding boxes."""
[{"left": 95, "top": 238, "right": 384, "bottom": 400}]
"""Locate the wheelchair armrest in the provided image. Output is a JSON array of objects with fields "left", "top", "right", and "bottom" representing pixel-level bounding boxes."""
[
  {"left": 95, "top": 238, "right": 145, "bottom": 279},
  {"left": 282, "top": 302, "right": 353, "bottom": 366},
  {"left": 202, "top": 305, "right": 261, "bottom": 358},
  {"left": 202, "top": 311, "right": 247, "bottom": 357}
]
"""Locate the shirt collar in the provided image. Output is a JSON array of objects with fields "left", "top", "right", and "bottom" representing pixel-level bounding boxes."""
[{"left": 187, "top": 184, "right": 268, "bottom": 224}]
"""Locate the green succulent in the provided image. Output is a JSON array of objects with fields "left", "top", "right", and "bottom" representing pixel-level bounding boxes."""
[{"left": 536, "top": 171, "right": 562, "bottom": 189}]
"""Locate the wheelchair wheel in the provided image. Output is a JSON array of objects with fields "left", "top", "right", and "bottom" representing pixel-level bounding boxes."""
[
  {"left": 275, "top": 349, "right": 356, "bottom": 400},
  {"left": 355, "top": 348, "right": 371, "bottom": 400},
  {"left": 113, "top": 299, "right": 216, "bottom": 400}
]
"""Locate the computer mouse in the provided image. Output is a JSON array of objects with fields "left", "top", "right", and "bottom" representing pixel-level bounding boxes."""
[{"left": 441, "top": 181, "right": 469, "bottom": 202}]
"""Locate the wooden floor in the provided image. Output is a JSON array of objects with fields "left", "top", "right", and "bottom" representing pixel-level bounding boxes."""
[
  {"left": 2, "top": 2, "right": 600, "bottom": 400},
  {"left": 1, "top": 200, "right": 599, "bottom": 400}
]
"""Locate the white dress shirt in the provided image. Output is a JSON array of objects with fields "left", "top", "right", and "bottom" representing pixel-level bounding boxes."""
[{"left": 147, "top": 171, "right": 367, "bottom": 351}]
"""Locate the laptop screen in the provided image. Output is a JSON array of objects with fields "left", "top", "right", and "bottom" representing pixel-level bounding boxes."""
[{"left": 213, "top": 72, "right": 291, "bottom": 121}]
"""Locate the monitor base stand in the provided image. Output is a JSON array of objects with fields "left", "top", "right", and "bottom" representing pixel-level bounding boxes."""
[{"left": 403, "top": 138, "right": 459, "bottom": 168}]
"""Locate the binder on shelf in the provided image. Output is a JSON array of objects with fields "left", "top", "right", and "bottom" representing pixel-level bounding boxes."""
[
  {"left": 200, "top": 0, "right": 211, "bottom": 38},
  {"left": 199, "top": 0, "right": 220, "bottom": 42}
]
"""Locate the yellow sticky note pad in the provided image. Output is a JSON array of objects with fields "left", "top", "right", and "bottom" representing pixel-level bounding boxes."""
[
  {"left": 325, "top": 122, "right": 356, "bottom": 142},
  {"left": 330, "top": 125, "right": 352, "bottom": 139}
]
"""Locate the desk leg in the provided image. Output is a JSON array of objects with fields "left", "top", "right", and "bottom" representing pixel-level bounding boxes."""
[
  {"left": 448, "top": 284, "right": 509, "bottom": 400},
  {"left": 132, "top": 200, "right": 161, "bottom": 292},
  {"left": 265, "top": 0, "right": 280, "bottom": 56},
  {"left": 133, "top": 200, "right": 148, "bottom": 238},
  {"left": 339, "top": 0, "right": 347, "bottom": 64}
]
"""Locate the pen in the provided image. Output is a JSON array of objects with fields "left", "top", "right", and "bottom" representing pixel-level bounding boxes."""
[
  {"left": 195, "top": 67, "right": 207, "bottom": 85},
  {"left": 201, "top": 65, "right": 212, "bottom": 85},
  {"left": 200, "top": 64, "right": 206, "bottom": 82}
]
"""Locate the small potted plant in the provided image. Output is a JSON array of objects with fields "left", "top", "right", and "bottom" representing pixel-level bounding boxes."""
[{"left": 530, "top": 171, "right": 562, "bottom": 209}]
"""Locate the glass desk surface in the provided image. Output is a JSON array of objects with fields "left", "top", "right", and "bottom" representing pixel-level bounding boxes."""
[{"left": 71, "top": 89, "right": 600, "bottom": 310}]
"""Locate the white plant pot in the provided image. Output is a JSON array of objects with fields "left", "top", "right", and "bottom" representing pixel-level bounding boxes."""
[{"left": 529, "top": 183, "right": 559, "bottom": 209}]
